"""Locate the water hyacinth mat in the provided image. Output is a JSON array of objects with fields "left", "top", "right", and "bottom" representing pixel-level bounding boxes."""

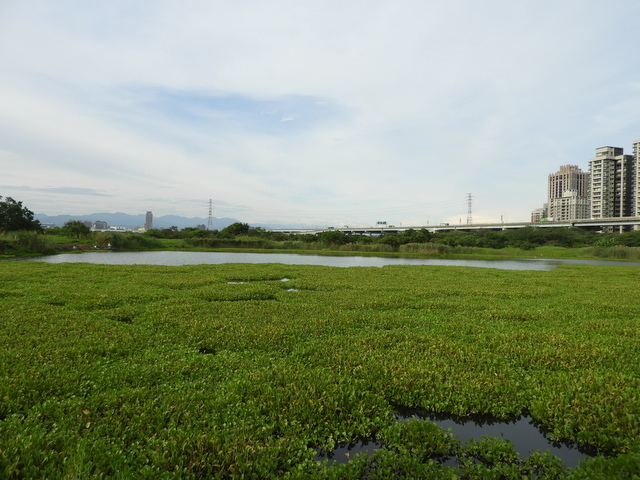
[{"left": 1, "top": 262, "right": 639, "bottom": 478}]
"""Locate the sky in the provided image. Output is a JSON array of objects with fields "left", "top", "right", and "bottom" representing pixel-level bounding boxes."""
[{"left": 1, "top": 0, "right": 640, "bottom": 228}]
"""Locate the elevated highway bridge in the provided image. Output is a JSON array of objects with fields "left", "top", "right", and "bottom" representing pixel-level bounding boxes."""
[{"left": 270, "top": 217, "right": 640, "bottom": 235}]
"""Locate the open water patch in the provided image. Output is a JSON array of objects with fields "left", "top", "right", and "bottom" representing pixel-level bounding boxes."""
[
  {"left": 398, "top": 409, "right": 597, "bottom": 468},
  {"left": 25, "top": 250, "right": 640, "bottom": 270},
  {"left": 317, "top": 409, "right": 597, "bottom": 469}
]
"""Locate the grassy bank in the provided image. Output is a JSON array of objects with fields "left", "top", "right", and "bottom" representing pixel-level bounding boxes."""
[
  {"left": 1, "top": 261, "right": 639, "bottom": 478},
  {"left": 6, "top": 227, "right": 640, "bottom": 262}
]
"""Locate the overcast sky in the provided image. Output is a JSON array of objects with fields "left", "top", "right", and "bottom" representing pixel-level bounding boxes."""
[{"left": 2, "top": 1, "right": 640, "bottom": 227}]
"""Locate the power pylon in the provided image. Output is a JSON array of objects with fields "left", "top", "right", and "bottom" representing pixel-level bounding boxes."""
[
  {"left": 466, "top": 193, "right": 473, "bottom": 224},
  {"left": 207, "top": 199, "right": 213, "bottom": 230}
]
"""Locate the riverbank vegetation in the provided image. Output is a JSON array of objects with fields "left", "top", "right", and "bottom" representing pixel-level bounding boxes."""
[
  {"left": 4, "top": 196, "right": 640, "bottom": 260},
  {"left": 1, "top": 261, "right": 639, "bottom": 478},
  {"left": 6, "top": 221, "right": 640, "bottom": 261}
]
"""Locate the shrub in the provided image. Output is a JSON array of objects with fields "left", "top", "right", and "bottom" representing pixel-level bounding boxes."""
[
  {"left": 588, "top": 246, "right": 640, "bottom": 260},
  {"left": 106, "top": 233, "right": 163, "bottom": 250},
  {"left": 2, "top": 231, "right": 55, "bottom": 254}
]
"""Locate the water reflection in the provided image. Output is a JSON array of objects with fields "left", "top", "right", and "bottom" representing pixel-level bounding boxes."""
[
  {"left": 398, "top": 410, "right": 596, "bottom": 468},
  {"left": 22, "top": 250, "right": 640, "bottom": 270},
  {"left": 317, "top": 410, "right": 596, "bottom": 468}
]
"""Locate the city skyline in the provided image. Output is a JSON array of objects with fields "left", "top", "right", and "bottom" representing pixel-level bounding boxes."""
[
  {"left": 535, "top": 138, "right": 640, "bottom": 223},
  {"left": 2, "top": 2, "right": 640, "bottom": 227},
  {"left": 22, "top": 138, "right": 640, "bottom": 230}
]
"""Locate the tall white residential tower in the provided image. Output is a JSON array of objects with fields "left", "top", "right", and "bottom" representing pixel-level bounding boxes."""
[
  {"left": 588, "top": 146, "right": 634, "bottom": 219},
  {"left": 546, "top": 165, "right": 590, "bottom": 220}
]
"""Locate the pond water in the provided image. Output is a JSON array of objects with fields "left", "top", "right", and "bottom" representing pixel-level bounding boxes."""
[
  {"left": 318, "top": 411, "right": 596, "bottom": 468},
  {"left": 21, "top": 250, "right": 640, "bottom": 270}
]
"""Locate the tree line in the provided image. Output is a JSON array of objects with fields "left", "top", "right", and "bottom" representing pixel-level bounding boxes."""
[
  {"left": 147, "top": 221, "right": 640, "bottom": 250},
  {"left": 5, "top": 195, "right": 640, "bottom": 254}
]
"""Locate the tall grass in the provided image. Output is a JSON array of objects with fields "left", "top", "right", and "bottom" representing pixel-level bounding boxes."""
[
  {"left": 184, "top": 237, "right": 274, "bottom": 249},
  {"left": 0, "top": 231, "right": 56, "bottom": 255},
  {"left": 587, "top": 245, "right": 640, "bottom": 259},
  {"left": 337, "top": 243, "right": 396, "bottom": 252},
  {"left": 399, "top": 242, "right": 480, "bottom": 255},
  {"left": 106, "top": 233, "right": 163, "bottom": 250}
]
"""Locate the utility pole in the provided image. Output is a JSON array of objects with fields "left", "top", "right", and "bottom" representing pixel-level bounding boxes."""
[
  {"left": 466, "top": 193, "right": 473, "bottom": 224},
  {"left": 207, "top": 199, "right": 213, "bottom": 230}
]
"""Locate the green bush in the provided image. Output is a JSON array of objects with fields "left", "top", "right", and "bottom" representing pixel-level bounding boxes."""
[
  {"left": 107, "top": 233, "right": 163, "bottom": 250},
  {"left": 0, "top": 231, "right": 55, "bottom": 255}
]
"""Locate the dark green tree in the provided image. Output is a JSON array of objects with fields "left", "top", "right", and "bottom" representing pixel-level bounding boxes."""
[
  {"left": 63, "top": 220, "right": 91, "bottom": 239},
  {"left": 476, "top": 231, "right": 508, "bottom": 249},
  {"left": 181, "top": 227, "right": 211, "bottom": 238},
  {"left": 220, "top": 222, "right": 250, "bottom": 237},
  {"left": 316, "top": 230, "right": 350, "bottom": 246},
  {"left": 0, "top": 196, "right": 41, "bottom": 233},
  {"left": 611, "top": 230, "right": 640, "bottom": 247},
  {"left": 403, "top": 228, "right": 432, "bottom": 244},
  {"left": 377, "top": 232, "right": 401, "bottom": 247}
]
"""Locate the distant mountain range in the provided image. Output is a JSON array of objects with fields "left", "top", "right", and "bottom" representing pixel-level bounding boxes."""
[{"left": 35, "top": 212, "right": 240, "bottom": 230}]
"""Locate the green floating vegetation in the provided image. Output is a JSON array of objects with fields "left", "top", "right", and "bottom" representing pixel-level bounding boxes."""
[{"left": 1, "top": 261, "right": 639, "bottom": 478}]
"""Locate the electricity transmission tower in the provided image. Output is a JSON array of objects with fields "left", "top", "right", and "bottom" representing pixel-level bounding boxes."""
[
  {"left": 207, "top": 199, "right": 213, "bottom": 230},
  {"left": 466, "top": 193, "right": 473, "bottom": 224}
]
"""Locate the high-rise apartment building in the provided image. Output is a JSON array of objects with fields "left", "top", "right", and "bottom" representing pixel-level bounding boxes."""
[
  {"left": 588, "top": 146, "right": 635, "bottom": 219},
  {"left": 633, "top": 139, "right": 640, "bottom": 216},
  {"left": 534, "top": 138, "right": 640, "bottom": 225},
  {"left": 546, "top": 165, "right": 590, "bottom": 220},
  {"left": 145, "top": 211, "right": 153, "bottom": 230}
]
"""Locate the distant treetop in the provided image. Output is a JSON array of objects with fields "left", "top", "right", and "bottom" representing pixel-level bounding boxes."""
[{"left": 0, "top": 196, "right": 41, "bottom": 234}]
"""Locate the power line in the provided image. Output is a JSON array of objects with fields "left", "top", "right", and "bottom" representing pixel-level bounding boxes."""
[
  {"left": 207, "top": 199, "right": 213, "bottom": 230},
  {"left": 213, "top": 197, "right": 466, "bottom": 219}
]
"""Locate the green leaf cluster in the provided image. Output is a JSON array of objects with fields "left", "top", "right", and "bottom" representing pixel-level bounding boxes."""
[{"left": 1, "top": 262, "right": 639, "bottom": 478}]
